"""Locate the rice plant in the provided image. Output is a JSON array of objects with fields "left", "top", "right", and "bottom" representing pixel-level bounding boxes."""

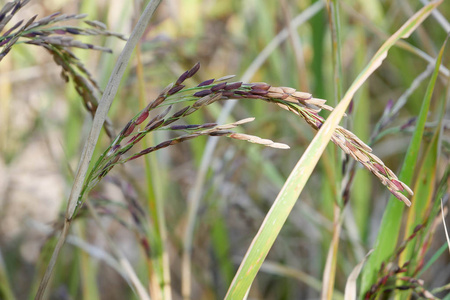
[{"left": 0, "top": 0, "right": 448, "bottom": 300}]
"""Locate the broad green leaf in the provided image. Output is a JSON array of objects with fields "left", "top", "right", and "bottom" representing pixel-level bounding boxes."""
[{"left": 400, "top": 38, "right": 448, "bottom": 271}]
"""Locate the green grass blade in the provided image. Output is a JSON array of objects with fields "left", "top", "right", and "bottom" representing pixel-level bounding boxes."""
[
  {"left": 225, "top": 3, "right": 441, "bottom": 298},
  {"left": 417, "top": 164, "right": 450, "bottom": 278},
  {"left": 322, "top": 1, "right": 344, "bottom": 298},
  {"left": 360, "top": 8, "right": 446, "bottom": 294},
  {"left": 400, "top": 37, "right": 449, "bottom": 271}
]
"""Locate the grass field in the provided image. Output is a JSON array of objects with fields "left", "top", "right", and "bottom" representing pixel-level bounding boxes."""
[{"left": 0, "top": 0, "right": 449, "bottom": 299}]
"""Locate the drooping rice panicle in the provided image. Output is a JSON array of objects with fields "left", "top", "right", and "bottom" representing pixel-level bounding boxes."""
[{"left": 79, "top": 63, "right": 413, "bottom": 209}]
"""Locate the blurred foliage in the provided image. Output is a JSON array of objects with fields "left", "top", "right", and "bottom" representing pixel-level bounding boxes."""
[{"left": 0, "top": 0, "right": 449, "bottom": 299}]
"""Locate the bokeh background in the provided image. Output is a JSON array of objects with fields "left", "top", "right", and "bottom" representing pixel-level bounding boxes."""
[{"left": 0, "top": 0, "right": 449, "bottom": 299}]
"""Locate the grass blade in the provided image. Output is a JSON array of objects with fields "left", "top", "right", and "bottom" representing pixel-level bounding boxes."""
[
  {"left": 322, "top": 1, "right": 344, "bottom": 298},
  {"left": 225, "top": 2, "right": 441, "bottom": 298},
  {"left": 400, "top": 37, "right": 449, "bottom": 272}
]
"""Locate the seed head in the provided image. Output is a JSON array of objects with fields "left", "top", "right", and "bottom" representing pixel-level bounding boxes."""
[
  {"left": 197, "top": 79, "right": 215, "bottom": 87},
  {"left": 187, "top": 62, "right": 200, "bottom": 78},
  {"left": 167, "top": 84, "right": 185, "bottom": 95},
  {"left": 193, "top": 90, "right": 212, "bottom": 97},
  {"left": 224, "top": 82, "right": 242, "bottom": 90},
  {"left": 135, "top": 111, "right": 149, "bottom": 125},
  {"left": 175, "top": 71, "right": 189, "bottom": 86}
]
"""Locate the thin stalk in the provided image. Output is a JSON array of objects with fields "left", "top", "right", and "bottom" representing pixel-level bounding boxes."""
[
  {"left": 321, "top": 206, "right": 343, "bottom": 300},
  {"left": 322, "top": 1, "right": 344, "bottom": 299},
  {"left": 34, "top": 1, "right": 162, "bottom": 298}
]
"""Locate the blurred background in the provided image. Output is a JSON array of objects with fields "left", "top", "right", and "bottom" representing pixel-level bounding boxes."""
[{"left": 0, "top": 0, "right": 449, "bottom": 299}]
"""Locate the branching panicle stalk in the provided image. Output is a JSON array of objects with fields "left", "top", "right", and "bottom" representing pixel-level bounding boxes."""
[{"left": 74, "top": 63, "right": 413, "bottom": 218}]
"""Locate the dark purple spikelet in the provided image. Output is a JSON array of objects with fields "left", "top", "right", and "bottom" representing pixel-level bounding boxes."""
[
  {"left": 249, "top": 89, "right": 269, "bottom": 96},
  {"left": 123, "top": 122, "right": 136, "bottom": 137},
  {"left": 135, "top": 110, "right": 149, "bottom": 125},
  {"left": 66, "top": 27, "right": 80, "bottom": 34},
  {"left": 145, "top": 119, "right": 164, "bottom": 131},
  {"left": 234, "top": 90, "right": 248, "bottom": 96},
  {"left": 197, "top": 79, "right": 214, "bottom": 87},
  {"left": 167, "top": 84, "right": 185, "bottom": 95},
  {"left": 224, "top": 82, "right": 242, "bottom": 90},
  {"left": 162, "top": 118, "right": 177, "bottom": 126},
  {"left": 0, "top": 38, "right": 11, "bottom": 46},
  {"left": 348, "top": 99, "right": 354, "bottom": 114},
  {"left": 134, "top": 146, "right": 155, "bottom": 158},
  {"left": 187, "top": 62, "right": 200, "bottom": 78},
  {"left": 148, "top": 95, "right": 165, "bottom": 109},
  {"left": 121, "top": 120, "right": 133, "bottom": 137},
  {"left": 126, "top": 133, "right": 145, "bottom": 145},
  {"left": 170, "top": 125, "right": 189, "bottom": 130},
  {"left": 193, "top": 90, "right": 212, "bottom": 97},
  {"left": 185, "top": 124, "right": 201, "bottom": 129},
  {"left": 209, "top": 130, "right": 230, "bottom": 136},
  {"left": 175, "top": 71, "right": 189, "bottom": 86},
  {"left": 200, "top": 123, "right": 217, "bottom": 129},
  {"left": 210, "top": 82, "right": 227, "bottom": 92},
  {"left": 172, "top": 106, "right": 190, "bottom": 118},
  {"left": 155, "top": 140, "right": 172, "bottom": 150},
  {"left": 221, "top": 91, "right": 235, "bottom": 97}
]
